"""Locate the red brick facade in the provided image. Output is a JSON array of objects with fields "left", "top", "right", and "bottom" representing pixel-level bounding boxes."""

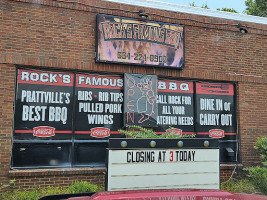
[{"left": 0, "top": 0, "right": 266, "bottom": 191}]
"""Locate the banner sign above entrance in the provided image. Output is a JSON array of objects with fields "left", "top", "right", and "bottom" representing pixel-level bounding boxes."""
[{"left": 96, "top": 14, "right": 185, "bottom": 69}]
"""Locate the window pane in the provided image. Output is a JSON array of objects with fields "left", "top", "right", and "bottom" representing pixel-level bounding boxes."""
[
  {"left": 74, "top": 143, "right": 108, "bottom": 167},
  {"left": 12, "top": 143, "right": 71, "bottom": 168}
]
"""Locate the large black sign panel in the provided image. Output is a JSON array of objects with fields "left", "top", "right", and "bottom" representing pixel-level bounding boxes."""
[
  {"left": 13, "top": 69, "right": 238, "bottom": 165},
  {"left": 75, "top": 74, "right": 124, "bottom": 139},
  {"left": 124, "top": 73, "right": 158, "bottom": 127},
  {"left": 195, "top": 82, "right": 236, "bottom": 140},
  {"left": 14, "top": 69, "right": 74, "bottom": 140},
  {"left": 155, "top": 79, "right": 194, "bottom": 135}
]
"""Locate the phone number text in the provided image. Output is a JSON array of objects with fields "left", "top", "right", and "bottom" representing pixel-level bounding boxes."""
[{"left": 117, "top": 52, "right": 167, "bottom": 63}]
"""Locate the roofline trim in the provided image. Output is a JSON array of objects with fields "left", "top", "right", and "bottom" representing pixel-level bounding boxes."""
[{"left": 104, "top": 0, "right": 267, "bottom": 25}]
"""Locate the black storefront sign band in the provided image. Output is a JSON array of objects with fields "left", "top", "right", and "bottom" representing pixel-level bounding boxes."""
[
  {"left": 14, "top": 69, "right": 237, "bottom": 141},
  {"left": 13, "top": 69, "right": 238, "bottom": 167}
]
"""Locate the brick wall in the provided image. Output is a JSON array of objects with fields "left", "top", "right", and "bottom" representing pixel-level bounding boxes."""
[
  {"left": 0, "top": 64, "right": 16, "bottom": 191},
  {"left": 0, "top": 0, "right": 266, "bottom": 192},
  {"left": 8, "top": 168, "right": 105, "bottom": 190}
]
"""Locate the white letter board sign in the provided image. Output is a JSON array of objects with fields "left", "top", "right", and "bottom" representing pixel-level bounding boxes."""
[{"left": 107, "top": 139, "right": 220, "bottom": 191}]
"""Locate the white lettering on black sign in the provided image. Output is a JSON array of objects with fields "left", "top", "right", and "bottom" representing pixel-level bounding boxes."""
[
  {"left": 78, "top": 75, "right": 123, "bottom": 87},
  {"left": 77, "top": 91, "right": 123, "bottom": 125},
  {"left": 156, "top": 80, "right": 194, "bottom": 133},
  {"left": 21, "top": 90, "right": 71, "bottom": 104},
  {"left": 75, "top": 74, "right": 124, "bottom": 136},
  {"left": 196, "top": 83, "right": 236, "bottom": 138},
  {"left": 20, "top": 71, "right": 72, "bottom": 84},
  {"left": 14, "top": 69, "right": 74, "bottom": 140},
  {"left": 20, "top": 89, "right": 71, "bottom": 124}
]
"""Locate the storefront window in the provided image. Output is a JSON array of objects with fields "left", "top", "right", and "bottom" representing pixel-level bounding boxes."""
[{"left": 12, "top": 68, "right": 238, "bottom": 169}]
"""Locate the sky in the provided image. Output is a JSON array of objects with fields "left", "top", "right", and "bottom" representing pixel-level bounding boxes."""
[{"left": 156, "top": 0, "right": 247, "bottom": 13}]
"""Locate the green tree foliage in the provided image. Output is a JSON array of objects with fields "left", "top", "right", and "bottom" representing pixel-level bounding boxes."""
[
  {"left": 118, "top": 125, "right": 195, "bottom": 139},
  {"left": 217, "top": 8, "right": 239, "bottom": 13},
  {"left": 68, "top": 180, "right": 102, "bottom": 193},
  {"left": 201, "top": 3, "right": 209, "bottom": 9},
  {"left": 221, "top": 178, "right": 255, "bottom": 193},
  {"left": 254, "top": 137, "right": 267, "bottom": 166},
  {"left": 243, "top": 137, "right": 267, "bottom": 195},
  {"left": 189, "top": 1, "right": 209, "bottom": 8},
  {"left": 0, "top": 180, "right": 103, "bottom": 200},
  {"left": 189, "top": 1, "right": 197, "bottom": 7},
  {"left": 244, "top": 166, "right": 267, "bottom": 195},
  {"left": 189, "top": 2, "right": 238, "bottom": 12},
  {"left": 244, "top": 0, "right": 267, "bottom": 17}
]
